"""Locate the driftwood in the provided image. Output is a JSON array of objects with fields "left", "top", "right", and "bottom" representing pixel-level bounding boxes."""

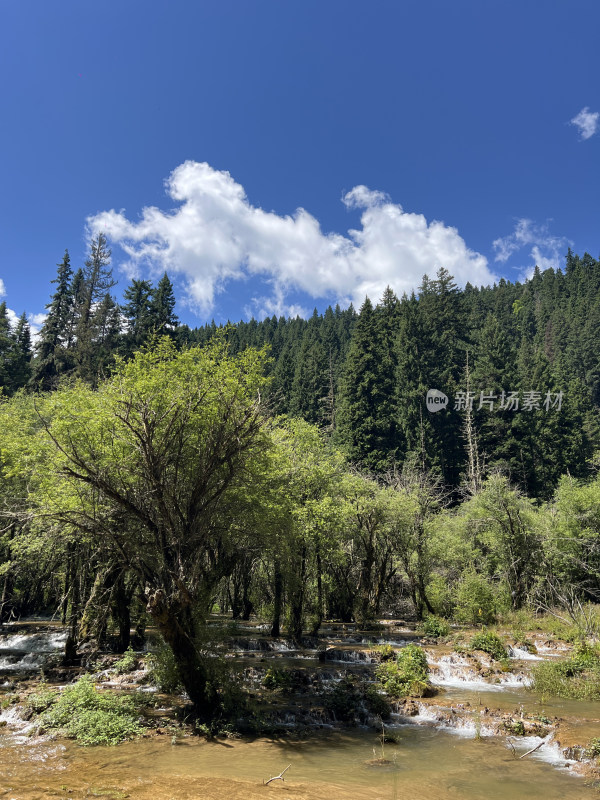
[
  {"left": 519, "top": 737, "right": 548, "bottom": 759},
  {"left": 264, "top": 764, "right": 291, "bottom": 785}
]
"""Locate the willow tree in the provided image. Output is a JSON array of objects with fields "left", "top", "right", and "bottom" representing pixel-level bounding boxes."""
[{"left": 38, "top": 336, "right": 270, "bottom": 714}]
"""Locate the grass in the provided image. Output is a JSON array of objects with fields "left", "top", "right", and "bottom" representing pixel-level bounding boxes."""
[{"left": 531, "top": 641, "right": 600, "bottom": 700}]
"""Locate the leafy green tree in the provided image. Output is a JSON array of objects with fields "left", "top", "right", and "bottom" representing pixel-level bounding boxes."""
[{"left": 33, "top": 336, "right": 270, "bottom": 715}]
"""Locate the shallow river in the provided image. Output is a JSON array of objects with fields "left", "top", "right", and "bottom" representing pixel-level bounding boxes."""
[
  {"left": 1, "top": 726, "right": 598, "bottom": 800},
  {"left": 0, "top": 621, "right": 598, "bottom": 799}
]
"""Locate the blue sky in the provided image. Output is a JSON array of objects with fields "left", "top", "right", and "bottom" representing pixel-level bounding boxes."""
[{"left": 1, "top": 0, "right": 598, "bottom": 333}]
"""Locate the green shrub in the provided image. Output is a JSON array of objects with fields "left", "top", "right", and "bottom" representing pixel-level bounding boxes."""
[
  {"left": 422, "top": 615, "right": 450, "bottom": 638},
  {"left": 453, "top": 571, "right": 497, "bottom": 625},
  {"left": 25, "top": 683, "right": 56, "bottom": 714},
  {"left": 425, "top": 574, "right": 454, "bottom": 618},
  {"left": 146, "top": 642, "right": 182, "bottom": 693},
  {"left": 113, "top": 647, "right": 138, "bottom": 675},
  {"left": 32, "top": 675, "right": 143, "bottom": 745},
  {"left": 585, "top": 737, "right": 600, "bottom": 760},
  {"left": 375, "top": 644, "right": 396, "bottom": 661},
  {"left": 261, "top": 667, "right": 293, "bottom": 691},
  {"left": 364, "top": 685, "right": 391, "bottom": 719},
  {"left": 323, "top": 677, "right": 363, "bottom": 721},
  {"left": 470, "top": 631, "right": 508, "bottom": 661},
  {"left": 376, "top": 644, "right": 430, "bottom": 698}
]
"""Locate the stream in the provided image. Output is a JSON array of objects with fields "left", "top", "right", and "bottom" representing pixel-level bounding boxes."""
[{"left": 0, "top": 620, "right": 598, "bottom": 799}]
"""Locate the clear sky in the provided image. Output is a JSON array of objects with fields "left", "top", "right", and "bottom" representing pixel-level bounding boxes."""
[{"left": 1, "top": 0, "right": 598, "bottom": 332}]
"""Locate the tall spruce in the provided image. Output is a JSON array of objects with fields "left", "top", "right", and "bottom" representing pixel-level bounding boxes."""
[{"left": 33, "top": 250, "right": 74, "bottom": 389}]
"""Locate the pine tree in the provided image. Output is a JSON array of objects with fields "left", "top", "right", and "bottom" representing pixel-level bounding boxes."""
[
  {"left": 74, "top": 234, "right": 117, "bottom": 382},
  {"left": 9, "top": 313, "right": 32, "bottom": 391},
  {"left": 33, "top": 250, "right": 74, "bottom": 390},
  {"left": 122, "top": 279, "right": 154, "bottom": 356},
  {"left": 337, "top": 293, "right": 402, "bottom": 471},
  {"left": 149, "top": 272, "right": 178, "bottom": 334},
  {"left": 0, "top": 303, "right": 13, "bottom": 393}
]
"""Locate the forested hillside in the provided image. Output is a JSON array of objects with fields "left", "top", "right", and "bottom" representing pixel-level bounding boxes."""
[{"left": 4, "top": 237, "right": 599, "bottom": 500}]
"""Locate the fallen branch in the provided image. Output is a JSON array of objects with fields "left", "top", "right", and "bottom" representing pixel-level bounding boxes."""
[
  {"left": 519, "top": 737, "right": 548, "bottom": 759},
  {"left": 264, "top": 764, "right": 291, "bottom": 785}
]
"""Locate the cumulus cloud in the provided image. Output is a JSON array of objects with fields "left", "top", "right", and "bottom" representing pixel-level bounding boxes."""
[
  {"left": 570, "top": 107, "right": 599, "bottom": 140},
  {"left": 493, "top": 219, "right": 571, "bottom": 279},
  {"left": 88, "top": 161, "right": 498, "bottom": 318}
]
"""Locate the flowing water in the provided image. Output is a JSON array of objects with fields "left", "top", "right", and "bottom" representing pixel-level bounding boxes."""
[{"left": 0, "top": 620, "right": 599, "bottom": 799}]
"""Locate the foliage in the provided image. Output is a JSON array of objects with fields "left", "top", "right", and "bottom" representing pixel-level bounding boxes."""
[
  {"left": 453, "top": 570, "right": 498, "bottom": 625},
  {"left": 112, "top": 647, "right": 138, "bottom": 675},
  {"left": 261, "top": 667, "right": 293, "bottom": 692},
  {"left": 421, "top": 615, "right": 450, "bottom": 638},
  {"left": 376, "top": 644, "right": 430, "bottom": 698},
  {"left": 470, "top": 631, "right": 508, "bottom": 661},
  {"left": 146, "top": 643, "right": 183, "bottom": 694},
  {"left": 375, "top": 644, "right": 396, "bottom": 661},
  {"left": 29, "top": 675, "right": 143, "bottom": 745},
  {"left": 531, "top": 644, "right": 600, "bottom": 700},
  {"left": 585, "top": 738, "right": 600, "bottom": 760}
]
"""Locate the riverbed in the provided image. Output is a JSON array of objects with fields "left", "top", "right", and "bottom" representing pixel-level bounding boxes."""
[{"left": 0, "top": 619, "right": 598, "bottom": 799}]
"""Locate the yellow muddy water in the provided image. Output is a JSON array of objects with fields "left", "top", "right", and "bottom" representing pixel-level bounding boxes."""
[{"left": 1, "top": 727, "right": 598, "bottom": 800}]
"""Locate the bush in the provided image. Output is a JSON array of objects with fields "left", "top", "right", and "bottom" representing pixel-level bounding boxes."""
[
  {"left": 364, "top": 685, "right": 391, "bottom": 719},
  {"left": 146, "top": 642, "right": 182, "bottom": 693},
  {"left": 453, "top": 571, "right": 497, "bottom": 625},
  {"left": 470, "top": 631, "right": 508, "bottom": 661},
  {"left": 261, "top": 667, "right": 293, "bottom": 692},
  {"left": 585, "top": 737, "right": 600, "bottom": 760},
  {"left": 376, "top": 644, "right": 430, "bottom": 698},
  {"left": 323, "top": 677, "right": 363, "bottom": 722},
  {"left": 425, "top": 574, "right": 454, "bottom": 618},
  {"left": 113, "top": 647, "right": 138, "bottom": 675},
  {"left": 422, "top": 615, "right": 450, "bottom": 638},
  {"left": 31, "top": 675, "right": 144, "bottom": 745},
  {"left": 375, "top": 644, "right": 396, "bottom": 661}
]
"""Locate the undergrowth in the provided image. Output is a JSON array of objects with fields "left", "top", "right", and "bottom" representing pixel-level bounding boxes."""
[
  {"left": 26, "top": 675, "right": 145, "bottom": 745},
  {"left": 532, "top": 641, "right": 600, "bottom": 700},
  {"left": 376, "top": 644, "right": 430, "bottom": 698}
]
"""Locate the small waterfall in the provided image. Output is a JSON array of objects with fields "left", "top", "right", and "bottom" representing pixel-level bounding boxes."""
[
  {"left": 508, "top": 645, "right": 543, "bottom": 661},
  {"left": 0, "top": 630, "right": 67, "bottom": 672},
  {"left": 426, "top": 652, "right": 532, "bottom": 690}
]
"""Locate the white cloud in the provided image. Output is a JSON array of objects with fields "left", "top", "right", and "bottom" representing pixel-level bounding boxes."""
[
  {"left": 493, "top": 219, "right": 571, "bottom": 279},
  {"left": 570, "top": 107, "right": 599, "bottom": 140},
  {"left": 88, "top": 161, "right": 498, "bottom": 318}
]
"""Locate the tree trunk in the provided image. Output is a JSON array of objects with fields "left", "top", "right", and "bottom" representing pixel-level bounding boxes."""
[
  {"left": 146, "top": 589, "right": 217, "bottom": 716},
  {"left": 271, "top": 562, "right": 283, "bottom": 637},
  {"left": 111, "top": 574, "right": 132, "bottom": 652}
]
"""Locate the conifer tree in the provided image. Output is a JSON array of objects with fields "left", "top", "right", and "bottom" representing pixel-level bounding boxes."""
[
  {"left": 149, "top": 272, "right": 178, "bottom": 333},
  {"left": 0, "top": 302, "right": 13, "bottom": 392},
  {"left": 33, "top": 250, "right": 74, "bottom": 389},
  {"left": 337, "top": 293, "right": 402, "bottom": 471},
  {"left": 9, "top": 313, "right": 32, "bottom": 391}
]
